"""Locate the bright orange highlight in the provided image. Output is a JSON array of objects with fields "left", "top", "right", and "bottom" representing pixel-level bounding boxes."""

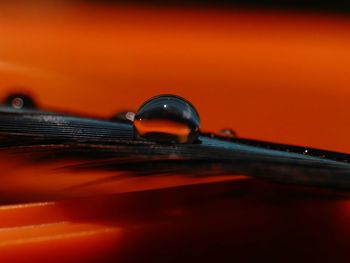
[{"left": 134, "top": 119, "right": 191, "bottom": 142}]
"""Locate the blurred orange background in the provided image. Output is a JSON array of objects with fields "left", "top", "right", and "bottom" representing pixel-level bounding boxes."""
[
  {"left": 1, "top": 1, "right": 350, "bottom": 152},
  {"left": 1, "top": 2, "right": 350, "bottom": 262}
]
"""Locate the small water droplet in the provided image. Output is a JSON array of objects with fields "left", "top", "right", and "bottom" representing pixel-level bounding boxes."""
[
  {"left": 4, "top": 93, "right": 37, "bottom": 110},
  {"left": 303, "top": 149, "right": 309, "bottom": 155},
  {"left": 134, "top": 95, "right": 200, "bottom": 143},
  {"left": 111, "top": 111, "right": 135, "bottom": 123},
  {"left": 219, "top": 128, "right": 237, "bottom": 138},
  {"left": 209, "top": 133, "right": 216, "bottom": 138}
]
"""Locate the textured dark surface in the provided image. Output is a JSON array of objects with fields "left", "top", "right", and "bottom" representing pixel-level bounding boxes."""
[{"left": 0, "top": 107, "right": 350, "bottom": 191}]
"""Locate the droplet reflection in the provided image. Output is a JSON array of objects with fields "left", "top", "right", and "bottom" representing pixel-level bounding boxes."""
[
  {"left": 4, "top": 93, "right": 37, "bottom": 110},
  {"left": 111, "top": 111, "right": 135, "bottom": 123},
  {"left": 134, "top": 95, "right": 200, "bottom": 143}
]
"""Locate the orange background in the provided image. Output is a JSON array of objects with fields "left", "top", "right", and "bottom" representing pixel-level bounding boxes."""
[
  {"left": 0, "top": 2, "right": 350, "bottom": 262},
  {"left": 0, "top": 2, "right": 350, "bottom": 152}
]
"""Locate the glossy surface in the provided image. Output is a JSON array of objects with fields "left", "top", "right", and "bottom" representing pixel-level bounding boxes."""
[{"left": 134, "top": 95, "right": 200, "bottom": 143}]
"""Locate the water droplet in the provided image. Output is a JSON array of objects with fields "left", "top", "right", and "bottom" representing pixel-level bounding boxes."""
[
  {"left": 303, "top": 149, "right": 309, "bottom": 155},
  {"left": 219, "top": 128, "right": 237, "bottom": 138},
  {"left": 134, "top": 95, "right": 200, "bottom": 143},
  {"left": 4, "top": 93, "right": 37, "bottom": 110},
  {"left": 110, "top": 111, "right": 135, "bottom": 123},
  {"left": 209, "top": 133, "right": 216, "bottom": 138}
]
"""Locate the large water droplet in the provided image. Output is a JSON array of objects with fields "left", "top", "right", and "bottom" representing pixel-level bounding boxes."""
[
  {"left": 134, "top": 95, "right": 200, "bottom": 143},
  {"left": 4, "top": 93, "right": 37, "bottom": 110}
]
